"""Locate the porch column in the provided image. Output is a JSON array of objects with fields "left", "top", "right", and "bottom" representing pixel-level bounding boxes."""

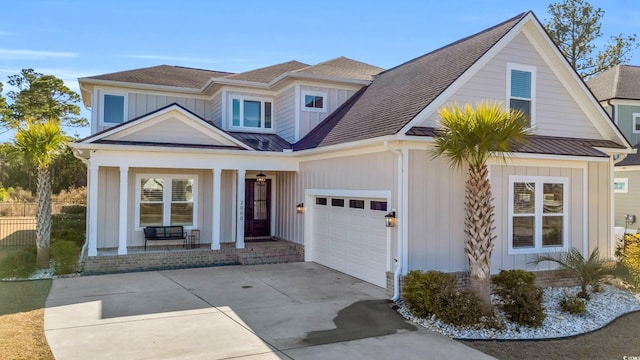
[
  {"left": 118, "top": 166, "right": 128, "bottom": 255},
  {"left": 236, "top": 168, "right": 245, "bottom": 249},
  {"left": 212, "top": 168, "right": 221, "bottom": 250},
  {"left": 88, "top": 163, "right": 99, "bottom": 256}
]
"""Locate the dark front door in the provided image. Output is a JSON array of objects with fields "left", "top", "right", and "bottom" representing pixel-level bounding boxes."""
[{"left": 245, "top": 179, "right": 271, "bottom": 237}]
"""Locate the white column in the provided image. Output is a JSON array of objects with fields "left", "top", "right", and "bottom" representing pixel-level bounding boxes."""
[
  {"left": 212, "top": 168, "right": 222, "bottom": 250},
  {"left": 88, "top": 163, "right": 99, "bottom": 256},
  {"left": 118, "top": 166, "right": 128, "bottom": 255},
  {"left": 236, "top": 168, "right": 245, "bottom": 249}
]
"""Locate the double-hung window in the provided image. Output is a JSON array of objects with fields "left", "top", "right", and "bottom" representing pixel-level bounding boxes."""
[
  {"left": 230, "top": 96, "right": 273, "bottom": 130},
  {"left": 509, "top": 176, "right": 568, "bottom": 254},
  {"left": 507, "top": 63, "right": 535, "bottom": 128},
  {"left": 302, "top": 90, "right": 327, "bottom": 112},
  {"left": 102, "top": 93, "right": 127, "bottom": 124},
  {"left": 136, "top": 174, "right": 198, "bottom": 229},
  {"left": 633, "top": 113, "right": 640, "bottom": 134}
]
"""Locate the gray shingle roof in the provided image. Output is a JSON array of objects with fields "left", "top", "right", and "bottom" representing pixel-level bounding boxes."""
[
  {"left": 82, "top": 65, "right": 233, "bottom": 89},
  {"left": 294, "top": 56, "right": 384, "bottom": 81},
  {"left": 616, "top": 143, "right": 640, "bottom": 166},
  {"left": 406, "top": 127, "right": 624, "bottom": 157},
  {"left": 587, "top": 65, "right": 640, "bottom": 101},
  {"left": 223, "top": 60, "right": 310, "bottom": 83},
  {"left": 294, "top": 12, "right": 528, "bottom": 150}
]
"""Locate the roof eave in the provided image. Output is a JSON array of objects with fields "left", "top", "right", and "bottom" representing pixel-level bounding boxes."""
[{"left": 79, "top": 78, "right": 204, "bottom": 94}]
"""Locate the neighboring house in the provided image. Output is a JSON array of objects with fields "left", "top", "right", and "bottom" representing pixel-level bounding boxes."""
[
  {"left": 587, "top": 65, "right": 640, "bottom": 233},
  {"left": 71, "top": 11, "right": 631, "bottom": 293}
]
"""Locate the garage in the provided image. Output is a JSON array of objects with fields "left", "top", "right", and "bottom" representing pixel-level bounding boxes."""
[{"left": 311, "top": 196, "right": 388, "bottom": 287}]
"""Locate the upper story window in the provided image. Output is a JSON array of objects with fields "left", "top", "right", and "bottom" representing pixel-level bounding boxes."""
[
  {"left": 509, "top": 175, "right": 568, "bottom": 254},
  {"left": 632, "top": 113, "right": 640, "bottom": 134},
  {"left": 103, "top": 93, "right": 127, "bottom": 124},
  {"left": 507, "top": 63, "right": 536, "bottom": 128},
  {"left": 230, "top": 96, "right": 273, "bottom": 130},
  {"left": 302, "top": 91, "right": 327, "bottom": 112}
]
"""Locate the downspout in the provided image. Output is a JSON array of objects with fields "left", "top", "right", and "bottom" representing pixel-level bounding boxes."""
[
  {"left": 71, "top": 148, "right": 90, "bottom": 264},
  {"left": 384, "top": 141, "right": 403, "bottom": 301}
]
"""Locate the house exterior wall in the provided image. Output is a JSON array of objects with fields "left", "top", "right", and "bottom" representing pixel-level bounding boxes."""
[
  {"left": 588, "top": 161, "right": 612, "bottom": 256},
  {"left": 615, "top": 104, "right": 640, "bottom": 145},
  {"left": 275, "top": 86, "right": 296, "bottom": 143},
  {"left": 614, "top": 169, "right": 640, "bottom": 231},
  {"left": 97, "top": 167, "right": 120, "bottom": 248},
  {"left": 207, "top": 91, "right": 223, "bottom": 127},
  {"left": 418, "top": 33, "right": 604, "bottom": 140},
  {"left": 298, "top": 85, "right": 357, "bottom": 142}
]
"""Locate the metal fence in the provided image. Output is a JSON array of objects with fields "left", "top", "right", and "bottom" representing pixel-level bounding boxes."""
[
  {"left": 0, "top": 217, "right": 36, "bottom": 248},
  {"left": 0, "top": 202, "right": 84, "bottom": 217}
]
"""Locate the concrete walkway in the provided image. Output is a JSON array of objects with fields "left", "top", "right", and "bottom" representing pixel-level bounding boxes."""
[{"left": 44, "top": 263, "right": 495, "bottom": 359}]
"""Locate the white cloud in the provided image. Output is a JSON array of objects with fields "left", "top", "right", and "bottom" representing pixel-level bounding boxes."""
[{"left": 0, "top": 48, "right": 77, "bottom": 59}]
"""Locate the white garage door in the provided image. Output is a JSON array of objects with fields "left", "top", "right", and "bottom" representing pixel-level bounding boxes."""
[{"left": 311, "top": 196, "right": 388, "bottom": 287}]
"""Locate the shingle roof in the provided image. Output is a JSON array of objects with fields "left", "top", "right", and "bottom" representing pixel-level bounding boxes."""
[
  {"left": 616, "top": 143, "right": 640, "bottom": 166},
  {"left": 223, "top": 60, "right": 309, "bottom": 83},
  {"left": 406, "top": 127, "right": 624, "bottom": 157},
  {"left": 82, "top": 65, "right": 233, "bottom": 89},
  {"left": 294, "top": 12, "right": 528, "bottom": 150},
  {"left": 229, "top": 132, "right": 292, "bottom": 152},
  {"left": 293, "top": 57, "right": 384, "bottom": 81},
  {"left": 587, "top": 65, "right": 640, "bottom": 101}
]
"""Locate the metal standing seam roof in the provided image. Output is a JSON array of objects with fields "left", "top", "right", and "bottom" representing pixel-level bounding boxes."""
[
  {"left": 293, "top": 12, "right": 529, "bottom": 150},
  {"left": 81, "top": 65, "right": 234, "bottom": 89},
  {"left": 587, "top": 65, "right": 640, "bottom": 101}
]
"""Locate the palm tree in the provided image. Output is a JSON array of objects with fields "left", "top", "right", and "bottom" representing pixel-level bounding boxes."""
[
  {"left": 13, "top": 119, "right": 68, "bottom": 268},
  {"left": 431, "top": 100, "right": 531, "bottom": 305}
]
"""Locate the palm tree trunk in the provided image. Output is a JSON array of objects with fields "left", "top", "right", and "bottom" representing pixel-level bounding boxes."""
[
  {"left": 35, "top": 166, "right": 52, "bottom": 268},
  {"left": 464, "top": 163, "right": 496, "bottom": 306}
]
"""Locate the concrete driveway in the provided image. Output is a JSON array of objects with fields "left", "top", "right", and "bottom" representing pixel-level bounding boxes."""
[{"left": 44, "top": 262, "right": 494, "bottom": 359}]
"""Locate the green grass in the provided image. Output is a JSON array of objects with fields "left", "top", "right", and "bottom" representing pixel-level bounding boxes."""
[{"left": 0, "top": 279, "right": 52, "bottom": 316}]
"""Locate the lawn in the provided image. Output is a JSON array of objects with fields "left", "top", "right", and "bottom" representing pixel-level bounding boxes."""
[{"left": 0, "top": 280, "right": 54, "bottom": 360}]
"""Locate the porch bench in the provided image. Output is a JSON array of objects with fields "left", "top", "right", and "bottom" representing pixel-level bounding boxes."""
[{"left": 143, "top": 226, "right": 187, "bottom": 250}]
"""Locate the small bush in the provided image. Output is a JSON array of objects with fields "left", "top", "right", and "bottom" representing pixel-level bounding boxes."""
[
  {"left": 560, "top": 295, "right": 586, "bottom": 314},
  {"left": 435, "top": 287, "right": 485, "bottom": 326},
  {"left": 619, "top": 234, "right": 640, "bottom": 289},
  {"left": 52, "top": 213, "right": 86, "bottom": 247},
  {"left": 60, "top": 205, "right": 86, "bottom": 215},
  {"left": 51, "top": 240, "right": 80, "bottom": 275},
  {"left": 492, "top": 270, "right": 546, "bottom": 327},
  {"left": 0, "top": 246, "right": 37, "bottom": 278},
  {"left": 402, "top": 270, "right": 457, "bottom": 318}
]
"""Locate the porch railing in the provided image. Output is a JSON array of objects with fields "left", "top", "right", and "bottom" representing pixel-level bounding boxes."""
[{"left": 0, "top": 217, "right": 36, "bottom": 248}]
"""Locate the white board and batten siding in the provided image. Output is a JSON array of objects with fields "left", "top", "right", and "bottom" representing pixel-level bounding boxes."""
[
  {"left": 417, "top": 33, "right": 609, "bottom": 141},
  {"left": 275, "top": 86, "right": 296, "bottom": 143},
  {"left": 297, "top": 85, "right": 357, "bottom": 142},
  {"left": 206, "top": 92, "right": 223, "bottom": 128}
]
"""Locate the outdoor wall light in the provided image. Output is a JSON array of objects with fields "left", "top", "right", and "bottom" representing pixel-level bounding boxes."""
[
  {"left": 296, "top": 203, "right": 304, "bottom": 214},
  {"left": 385, "top": 211, "right": 396, "bottom": 228},
  {"left": 256, "top": 172, "right": 267, "bottom": 183}
]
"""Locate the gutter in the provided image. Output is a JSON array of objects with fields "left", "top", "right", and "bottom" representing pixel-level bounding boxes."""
[{"left": 384, "top": 141, "right": 403, "bottom": 301}]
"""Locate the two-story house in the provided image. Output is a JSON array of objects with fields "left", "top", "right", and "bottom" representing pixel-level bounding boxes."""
[
  {"left": 587, "top": 65, "right": 640, "bottom": 233},
  {"left": 71, "top": 11, "right": 631, "bottom": 295}
]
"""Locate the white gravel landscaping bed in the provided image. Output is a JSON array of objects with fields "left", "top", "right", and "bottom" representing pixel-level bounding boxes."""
[{"left": 396, "top": 284, "right": 640, "bottom": 340}]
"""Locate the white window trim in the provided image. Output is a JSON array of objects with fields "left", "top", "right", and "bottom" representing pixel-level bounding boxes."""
[
  {"left": 632, "top": 113, "right": 640, "bottom": 134},
  {"left": 301, "top": 90, "right": 327, "bottom": 113},
  {"left": 100, "top": 91, "right": 128, "bottom": 126},
  {"left": 614, "top": 178, "right": 629, "bottom": 193},
  {"left": 506, "top": 62, "right": 536, "bottom": 128},
  {"left": 228, "top": 95, "right": 274, "bottom": 132},
  {"left": 508, "top": 175, "right": 569, "bottom": 255},
  {"left": 135, "top": 174, "right": 199, "bottom": 231}
]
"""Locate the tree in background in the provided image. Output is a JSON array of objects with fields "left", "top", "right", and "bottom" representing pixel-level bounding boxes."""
[
  {"left": 14, "top": 120, "right": 69, "bottom": 268},
  {"left": 545, "top": 0, "right": 638, "bottom": 79},
  {"left": 431, "top": 101, "right": 531, "bottom": 307}
]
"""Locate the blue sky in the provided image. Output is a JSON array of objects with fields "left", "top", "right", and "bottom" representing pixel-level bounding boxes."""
[{"left": 0, "top": 0, "right": 638, "bottom": 140}]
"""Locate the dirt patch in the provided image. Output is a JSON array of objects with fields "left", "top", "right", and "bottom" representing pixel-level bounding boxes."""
[{"left": 461, "top": 310, "right": 640, "bottom": 360}]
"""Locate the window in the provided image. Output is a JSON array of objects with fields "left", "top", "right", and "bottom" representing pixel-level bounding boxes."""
[
  {"left": 509, "top": 176, "right": 568, "bottom": 254},
  {"left": 331, "top": 198, "right": 344, "bottom": 207},
  {"left": 230, "top": 96, "right": 273, "bottom": 130},
  {"left": 349, "top": 199, "right": 365, "bottom": 209},
  {"left": 633, "top": 113, "right": 640, "bottom": 134},
  {"left": 103, "top": 93, "right": 127, "bottom": 124},
  {"left": 301, "top": 91, "right": 327, "bottom": 112},
  {"left": 136, "top": 174, "right": 198, "bottom": 229},
  {"left": 316, "top": 197, "right": 327, "bottom": 205},
  {"left": 370, "top": 201, "right": 388, "bottom": 211},
  {"left": 507, "top": 63, "right": 535, "bottom": 128},
  {"left": 614, "top": 178, "right": 628, "bottom": 193}
]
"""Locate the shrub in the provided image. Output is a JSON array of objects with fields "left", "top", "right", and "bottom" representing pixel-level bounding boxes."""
[
  {"left": 60, "top": 205, "right": 86, "bottom": 215},
  {"left": 403, "top": 270, "right": 457, "bottom": 317},
  {"left": 0, "top": 246, "right": 37, "bottom": 279},
  {"left": 51, "top": 240, "right": 80, "bottom": 275},
  {"left": 619, "top": 234, "right": 640, "bottom": 289},
  {"left": 435, "top": 287, "right": 485, "bottom": 326},
  {"left": 52, "top": 213, "right": 86, "bottom": 247},
  {"left": 492, "top": 270, "right": 546, "bottom": 327},
  {"left": 559, "top": 295, "right": 586, "bottom": 314}
]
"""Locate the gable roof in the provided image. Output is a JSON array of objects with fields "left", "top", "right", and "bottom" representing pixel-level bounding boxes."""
[
  {"left": 587, "top": 65, "right": 640, "bottom": 101},
  {"left": 82, "top": 65, "right": 234, "bottom": 89},
  {"left": 223, "top": 60, "right": 310, "bottom": 83},
  {"left": 293, "top": 57, "right": 384, "bottom": 81},
  {"left": 294, "top": 12, "right": 527, "bottom": 150}
]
